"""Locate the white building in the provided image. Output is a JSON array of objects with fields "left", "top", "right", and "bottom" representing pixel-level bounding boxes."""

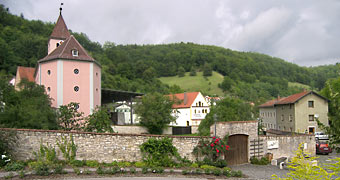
[{"left": 167, "top": 92, "right": 210, "bottom": 127}]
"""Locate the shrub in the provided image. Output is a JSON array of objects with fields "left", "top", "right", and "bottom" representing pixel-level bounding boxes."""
[
  {"left": 29, "top": 161, "right": 50, "bottom": 176},
  {"left": 190, "top": 163, "right": 199, "bottom": 168},
  {"left": 130, "top": 167, "right": 136, "bottom": 174},
  {"left": 170, "top": 169, "right": 174, "bottom": 173},
  {"left": 86, "top": 160, "right": 100, "bottom": 167},
  {"left": 222, "top": 167, "right": 231, "bottom": 177},
  {"left": 70, "top": 160, "right": 84, "bottom": 167},
  {"left": 135, "top": 161, "right": 147, "bottom": 168},
  {"left": 182, "top": 170, "right": 188, "bottom": 175},
  {"left": 195, "top": 168, "right": 202, "bottom": 174},
  {"left": 142, "top": 167, "right": 148, "bottom": 174},
  {"left": 18, "top": 170, "right": 25, "bottom": 178},
  {"left": 118, "top": 161, "right": 131, "bottom": 167},
  {"left": 96, "top": 166, "right": 104, "bottom": 175},
  {"left": 231, "top": 170, "right": 242, "bottom": 177},
  {"left": 106, "top": 167, "right": 119, "bottom": 174},
  {"left": 73, "top": 167, "right": 81, "bottom": 175},
  {"left": 83, "top": 168, "right": 91, "bottom": 175},
  {"left": 214, "top": 159, "right": 227, "bottom": 168},
  {"left": 204, "top": 168, "right": 211, "bottom": 175},
  {"left": 54, "top": 163, "right": 66, "bottom": 174},
  {"left": 4, "top": 162, "right": 25, "bottom": 171},
  {"left": 140, "top": 137, "right": 180, "bottom": 167},
  {"left": 250, "top": 156, "right": 269, "bottom": 165},
  {"left": 200, "top": 164, "right": 216, "bottom": 170},
  {"left": 213, "top": 168, "right": 221, "bottom": 176}
]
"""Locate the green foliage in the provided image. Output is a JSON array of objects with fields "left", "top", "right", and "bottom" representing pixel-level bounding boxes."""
[
  {"left": 135, "top": 93, "right": 176, "bottom": 134},
  {"left": 29, "top": 161, "right": 50, "bottom": 176},
  {"left": 70, "top": 160, "right": 84, "bottom": 167},
  {"left": 250, "top": 156, "right": 270, "bottom": 165},
  {"left": 231, "top": 170, "right": 242, "bottom": 177},
  {"left": 141, "top": 167, "right": 148, "bottom": 174},
  {"left": 57, "top": 102, "right": 84, "bottom": 131},
  {"left": 129, "top": 167, "right": 136, "bottom": 174},
  {"left": 4, "top": 161, "right": 25, "bottom": 171},
  {"left": 135, "top": 161, "right": 147, "bottom": 168},
  {"left": 203, "top": 63, "right": 212, "bottom": 77},
  {"left": 30, "top": 141, "right": 60, "bottom": 176},
  {"left": 177, "top": 66, "right": 185, "bottom": 77},
  {"left": 219, "top": 76, "right": 234, "bottom": 92},
  {"left": 0, "top": 77, "right": 58, "bottom": 130},
  {"left": 222, "top": 167, "right": 231, "bottom": 177},
  {"left": 96, "top": 166, "right": 104, "bottom": 175},
  {"left": 56, "top": 135, "right": 77, "bottom": 163},
  {"left": 212, "top": 168, "right": 222, "bottom": 176},
  {"left": 18, "top": 170, "right": 25, "bottom": 178},
  {"left": 0, "top": 130, "right": 16, "bottom": 167},
  {"left": 86, "top": 160, "right": 100, "bottom": 167},
  {"left": 140, "top": 137, "right": 179, "bottom": 167},
  {"left": 198, "top": 97, "right": 254, "bottom": 136},
  {"left": 319, "top": 77, "right": 340, "bottom": 152},
  {"left": 272, "top": 143, "right": 338, "bottom": 180},
  {"left": 84, "top": 106, "right": 113, "bottom": 133},
  {"left": 182, "top": 170, "right": 189, "bottom": 175},
  {"left": 190, "top": 66, "right": 197, "bottom": 76}
]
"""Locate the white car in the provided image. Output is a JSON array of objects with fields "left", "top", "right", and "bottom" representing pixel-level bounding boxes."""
[{"left": 315, "top": 132, "right": 329, "bottom": 140}]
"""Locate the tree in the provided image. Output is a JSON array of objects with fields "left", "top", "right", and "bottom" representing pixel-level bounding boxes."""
[
  {"left": 219, "top": 76, "right": 234, "bottom": 92},
  {"left": 57, "top": 102, "right": 84, "bottom": 131},
  {"left": 0, "top": 78, "right": 58, "bottom": 130},
  {"left": 84, "top": 106, "right": 113, "bottom": 133},
  {"left": 189, "top": 66, "right": 197, "bottom": 76},
  {"left": 177, "top": 66, "right": 185, "bottom": 77},
  {"left": 198, "top": 97, "right": 254, "bottom": 136},
  {"left": 203, "top": 63, "right": 212, "bottom": 77},
  {"left": 135, "top": 93, "right": 176, "bottom": 134},
  {"left": 319, "top": 77, "right": 340, "bottom": 152}
]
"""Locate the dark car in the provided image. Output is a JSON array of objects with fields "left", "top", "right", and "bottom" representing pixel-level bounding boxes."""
[{"left": 316, "top": 141, "right": 332, "bottom": 155}]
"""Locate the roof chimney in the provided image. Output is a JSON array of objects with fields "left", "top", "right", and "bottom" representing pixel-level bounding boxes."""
[{"left": 184, "top": 92, "right": 187, "bottom": 105}]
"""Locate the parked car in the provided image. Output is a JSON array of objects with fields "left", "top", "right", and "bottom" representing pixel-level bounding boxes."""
[
  {"left": 315, "top": 132, "right": 329, "bottom": 140},
  {"left": 316, "top": 141, "right": 332, "bottom": 155}
]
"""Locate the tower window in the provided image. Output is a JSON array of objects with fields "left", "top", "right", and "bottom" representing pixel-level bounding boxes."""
[
  {"left": 75, "top": 104, "right": 79, "bottom": 110},
  {"left": 56, "top": 43, "right": 60, "bottom": 47},
  {"left": 74, "top": 69, "right": 79, "bottom": 74},
  {"left": 72, "top": 49, "right": 79, "bottom": 57},
  {"left": 47, "top": 70, "right": 51, "bottom": 75},
  {"left": 74, "top": 86, "right": 79, "bottom": 92},
  {"left": 47, "top": 87, "right": 51, "bottom": 92}
]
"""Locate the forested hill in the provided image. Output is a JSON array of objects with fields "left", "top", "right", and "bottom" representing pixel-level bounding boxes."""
[{"left": 0, "top": 5, "right": 338, "bottom": 104}]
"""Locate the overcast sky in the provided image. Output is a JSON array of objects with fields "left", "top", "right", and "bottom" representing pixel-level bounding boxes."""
[{"left": 1, "top": 0, "right": 340, "bottom": 67}]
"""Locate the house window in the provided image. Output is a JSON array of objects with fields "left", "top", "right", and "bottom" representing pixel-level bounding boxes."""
[
  {"left": 289, "top": 115, "right": 293, "bottom": 122},
  {"left": 309, "top": 115, "right": 314, "bottom": 121},
  {"left": 72, "top": 49, "right": 79, "bottom": 57},
  {"left": 74, "top": 69, "right": 79, "bottom": 74},
  {"left": 308, "top": 101, "right": 314, "bottom": 108},
  {"left": 74, "top": 86, "right": 79, "bottom": 92},
  {"left": 309, "top": 127, "right": 315, "bottom": 134},
  {"left": 186, "top": 121, "right": 189, "bottom": 126},
  {"left": 47, "top": 87, "right": 51, "bottom": 92},
  {"left": 281, "top": 115, "right": 284, "bottom": 121},
  {"left": 194, "top": 110, "right": 196, "bottom": 113},
  {"left": 47, "top": 70, "right": 51, "bottom": 75}
]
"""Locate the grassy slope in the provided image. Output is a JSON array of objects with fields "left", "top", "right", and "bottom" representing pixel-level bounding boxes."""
[
  {"left": 288, "top": 82, "right": 311, "bottom": 90},
  {"left": 159, "top": 71, "right": 224, "bottom": 96}
]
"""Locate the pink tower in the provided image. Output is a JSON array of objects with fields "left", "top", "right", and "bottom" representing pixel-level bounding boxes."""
[{"left": 35, "top": 10, "right": 101, "bottom": 116}]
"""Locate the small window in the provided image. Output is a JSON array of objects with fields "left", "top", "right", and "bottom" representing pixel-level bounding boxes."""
[
  {"left": 281, "top": 115, "right": 284, "bottom": 121},
  {"left": 186, "top": 121, "right": 189, "bottom": 126},
  {"left": 309, "top": 127, "right": 315, "bottom": 134},
  {"left": 96, "top": 72, "right": 98, "bottom": 76},
  {"left": 308, "top": 101, "right": 314, "bottom": 108},
  {"left": 74, "top": 86, "right": 79, "bottom": 92},
  {"left": 74, "top": 69, "right": 79, "bottom": 74},
  {"left": 75, "top": 104, "right": 79, "bottom": 110},
  {"left": 56, "top": 43, "right": 60, "bottom": 47},
  {"left": 289, "top": 115, "right": 293, "bottom": 122},
  {"left": 47, "top": 87, "right": 51, "bottom": 92},
  {"left": 309, "top": 115, "right": 314, "bottom": 121},
  {"left": 72, "top": 49, "right": 79, "bottom": 57},
  {"left": 47, "top": 70, "right": 51, "bottom": 75},
  {"left": 96, "top": 88, "right": 98, "bottom": 92}
]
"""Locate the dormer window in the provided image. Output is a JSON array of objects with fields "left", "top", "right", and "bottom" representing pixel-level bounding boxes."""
[{"left": 72, "top": 49, "right": 79, "bottom": 57}]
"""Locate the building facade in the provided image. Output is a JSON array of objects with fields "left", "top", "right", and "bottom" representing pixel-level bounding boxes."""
[{"left": 259, "top": 91, "right": 329, "bottom": 134}]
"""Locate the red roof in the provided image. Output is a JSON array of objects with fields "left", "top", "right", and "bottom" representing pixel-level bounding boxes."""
[
  {"left": 258, "top": 91, "right": 328, "bottom": 107},
  {"left": 166, "top": 92, "right": 200, "bottom": 108},
  {"left": 50, "top": 14, "right": 71, "bottom": 40},
  {"left": 17, "top": 66, "right": 35, "bottom": 82},
  {"left": 39, "top": 35, "right": 96, "bottom": 63}
]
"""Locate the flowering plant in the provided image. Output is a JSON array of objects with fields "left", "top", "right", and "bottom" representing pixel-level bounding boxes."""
[
  {"left": 0, "top": 152, "right": 11, "bottom": 167},
  {"left": 193, "top": 135, "right": 230, "bottom": 164}
]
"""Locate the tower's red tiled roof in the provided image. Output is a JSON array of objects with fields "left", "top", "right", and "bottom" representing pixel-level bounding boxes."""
[
  {"left": 50, "top": 14, "right": 71, "bottom": 40},
  {"left": 39, "top": 35, "right": 96, "bottom": 63},
  {"left": 166, "top": 92, "right": 200, "bottom": 108},
  {"left": 17, "top": 66, "right": 35, "bottom": 82},
  {"left": 258, "top": 91, "right": 328, "bottom": 108}
]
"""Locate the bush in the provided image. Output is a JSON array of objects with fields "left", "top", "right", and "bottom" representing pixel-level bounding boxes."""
[
  {"left": 231, "top": 170, "right": 242, "bottom": 177},
  {"left": 204, "top": 168, "right": 211, "bottom": 175},
  {"left": 142, "top": 167, "right": 148, "bottom": 174},
  {"left": 70, "top": 160, "right": 84, "bottom": 167},
  {"left": 222, "top": 167, "right": 231, "bottom": 177},
  {"left": 18, "top": 170, "right": 25, "bottom": 178},
  {"left": 54, "top": 163, "right": 66, "bottom": 174},
  {"left": 29, "top": 161, "right": 50, "bottom": 176},
  {"left": 56, "top": 135, "right": 77, "bottom": 164},
  {"left": 86, "top": 160, "right": 100, "bottom": 167},
  {"left": 140, "top": 137, "right": 180, "bottom": 167},
  {"left": 213, "top": 168, "right": 222, "bottom": 176},
  {"left": 130, "top": 167, "right": 136, "bottom": 174},
  {"left": 200, "top": 164, "right": 216, "bottom": 170},
  {"left": 190, "top": 163, "right": 199, "bottom": 168},
  {"left": 118, "top": 161, "right": 131, "bottom": 167},
  {"left": 96, "top": 166, "right": 104, "bottom": 175},
  {"left": 4, "top": 162, "right": 25, "bottom": 171},
  {"left": 250, "top": 156, "right": 270, "bottom": 165},
  {"left": 135, "top": 161, "right": 147, "bottom": 168},
  {"left": 182, "top": 170, "right": 189, "bottom": 175},
  {"left": 106, "top": 167, "right": 119, "bottom": 174},
  {"left": 214, "top": 159, "right": 227, "bottom": 168}
]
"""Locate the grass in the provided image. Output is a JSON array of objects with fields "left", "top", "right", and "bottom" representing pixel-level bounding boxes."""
[
  {"left": 288, "top": 82, "right": 311, "bottom": 90},
  {"left": 159, "top": 71, "right": 224, "bottom": 96}
]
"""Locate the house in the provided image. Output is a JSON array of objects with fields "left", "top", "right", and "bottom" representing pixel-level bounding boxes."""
[
  {"left": 258, "top": 91, "right": 329, "bottom": 134},
  {"left": 167, "top": 92, "right": 210, "bottom": 129},
  {"left": 14, "top": 66, "right": 35, "bottom": 90},
  {"left": 14, "top": 8, "right": 101, "bottom": 116},
  {"left": 112, "top": 102, "right": 140, "bottom": 125}
]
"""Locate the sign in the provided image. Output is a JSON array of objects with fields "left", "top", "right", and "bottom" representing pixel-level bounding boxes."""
[{"left": 267, "top": 140, "right": 279, "bottom": 149}]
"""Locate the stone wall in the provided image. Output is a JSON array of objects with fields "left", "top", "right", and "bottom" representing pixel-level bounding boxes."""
[
  {"left": 1, "top": 128, "right": 202, "bottom": 163},
  {"left": 211, "top": 121, "right": 258, "bottom": 138},
  {"left": 260, "top": 134, "right": 316, "bottom": 160},
  {"left": 111, "top": 125, "right": 172, "bottom": 135}
]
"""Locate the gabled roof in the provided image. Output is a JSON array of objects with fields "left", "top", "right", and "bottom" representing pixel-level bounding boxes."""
[
  {"left": 258, "top": 91, "right": 328, "bottom": 108},
  {"left": 16, "top": 66, "right": 35, "bottom": 82},
  {"left": 166, "top": 92, "right": 200, "bottom": 109},
  {"left": 39, "top": 35, "right": 97, "bottom": 63},
  {"left": 50, "top": 14, "right": 71, "bottom": 40}
]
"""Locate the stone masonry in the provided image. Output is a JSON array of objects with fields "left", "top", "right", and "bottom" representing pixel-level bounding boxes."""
[{"left": 1, "top": 128, "right": 202, "bottom": 163}]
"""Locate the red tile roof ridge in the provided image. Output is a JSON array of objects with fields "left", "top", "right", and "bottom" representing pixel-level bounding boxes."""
[
  {"left": 17, "top": 66, "right": 35, "bottom": 82},
  {"left": 166, "top": 92, "right": 200, "bottom": 108},
  {"left": 50, "top": 13, "right": 71, "bottom": 40}
]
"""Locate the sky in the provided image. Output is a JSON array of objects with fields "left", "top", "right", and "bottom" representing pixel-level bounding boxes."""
[{"left": 1, "top": 0, "right": 340, "bottom": 67}]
